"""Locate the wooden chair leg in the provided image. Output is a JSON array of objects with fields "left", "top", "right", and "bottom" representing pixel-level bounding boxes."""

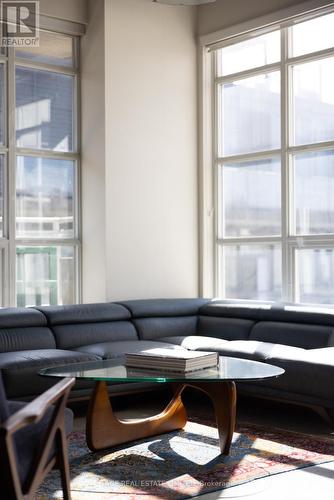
[{"left": 57, "top": 429, "right": 72, "bottom": 500}]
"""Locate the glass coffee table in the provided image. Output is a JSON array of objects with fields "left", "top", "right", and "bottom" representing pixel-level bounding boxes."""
[{"left": 41, "top": 356, "right": 284, "bottom": 456}]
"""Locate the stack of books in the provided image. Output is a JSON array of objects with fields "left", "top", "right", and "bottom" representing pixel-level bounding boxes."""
[{"left": 124, "top": 348, "right": 219, "bottom": 373}]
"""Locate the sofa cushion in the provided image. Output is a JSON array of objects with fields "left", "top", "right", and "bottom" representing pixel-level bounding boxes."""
[
  {"left": 35, "top": 302, "right": 130, "bottom": 325},
  {"left": 199, "top": 300, "right": 270, "bottom": 320},
  {"left": 0, "top": 350, "right": 100, "bottom": 398},
  {"left": 161, "top": 336, "right": 305, "bottom": 362},
  {"left": 261, "top": 348, "right": 334, "bottom": 400},
  {"left": 212, "top": 340, "right": 304, "bottom": 361},
  {"left": 0, "top": 327, "right": 56, "bottom": 353},
  {"left": 197, "top": 316, "right": 254, "bottom": 341},
  {"left": 51, "top": 321, "right": 138, "bottom": 350},
  {"left": 75, "top": 340, "right": 185, "bottom": 359},
  {"left": 307, "top": 346, "right": 334, "bottom": 360},
  {"left": 250, "top": 321, "right": 333, "bottom": 349},
  {"left": 118, "top": 298, "right": 210, "bottom": 318},
  {"left": 259, "top": 304, "right": 334, "bottom": 328},
  {"left": 0, "top": 307, "right": 47, "bottom": 328},
  {"left": 160, "top": 335, "right": 229, "bottom": 351},
  {"left": 0, "top": 307, "right": 55, "bottom": 353},
  {"left": 133, "top": 317, "right": 198, "bottom": 340},
  {"left": 199, "top": 300, "right": 334, "bottom": 332}
]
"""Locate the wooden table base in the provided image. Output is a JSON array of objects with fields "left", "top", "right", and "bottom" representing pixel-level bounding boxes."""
[{"left": 86, "top": 380, "right": 237, "bottom": 455}]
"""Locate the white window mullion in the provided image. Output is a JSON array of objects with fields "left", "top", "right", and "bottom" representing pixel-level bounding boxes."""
[
  {"left": 219, "top": 236, "right": 282, "bottom": 245},
  {"left": 281, "top": 26, "right": 291, "bottom": 302},
  {"left": 0, "top": 240, "right": 9, "bottom": 306},
  {"left": 287, "top": 45, "right": 334, "bottom": 67},
  {"left": 214, "top": 51, "right": 220, "bottom": 297},
  {"left": 216, "top": 61, "right": 281, "bottom": 85},
  {"left": 291, "top": 243, "right": 299, "bottom": 302},
  {"left": 7, "top": 48, "right": 16, "bottom": 307},
  {"left": 199, "top": 47, "right": 215, "bottom": 298},
  {"left": 218, "top": 149, "right": 282, "bottom": 164},
  {"left": 15, "top": 148, "right": 79, "bottom": 161},
  {"left": 218, "top": 243, "right": 225, "bottom": 298},
  {"left": 288, "top": 140, "right": 334, "bottom": 155}
]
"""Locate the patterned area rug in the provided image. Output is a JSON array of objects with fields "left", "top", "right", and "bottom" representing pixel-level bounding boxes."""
[{"left": 37, "top": 418, "right": 334, "bottom": 500}]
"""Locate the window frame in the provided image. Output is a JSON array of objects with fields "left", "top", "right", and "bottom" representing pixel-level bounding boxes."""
[
  {"left": 200, "top": 3, "right": 334, "bottom": 305},
  {"left": 0, "top": 28, "right": 81, "bottom": 307}
]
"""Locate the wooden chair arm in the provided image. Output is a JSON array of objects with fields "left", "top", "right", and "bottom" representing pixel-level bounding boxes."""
[{"left": 0, "top": 377, "right": 75, "bottom": 435}]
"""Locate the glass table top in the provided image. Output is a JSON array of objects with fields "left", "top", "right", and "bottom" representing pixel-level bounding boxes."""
[{"left": 40, "top": 356, "right": 284, "bottom": 383}]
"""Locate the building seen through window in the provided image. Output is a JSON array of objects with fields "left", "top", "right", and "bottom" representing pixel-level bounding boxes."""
[
  {"left": 0, "top": 30, "right": 80, "bottom": 307},
  {"left": 215, "top": 11, "right": 334, "bottom": 304}
]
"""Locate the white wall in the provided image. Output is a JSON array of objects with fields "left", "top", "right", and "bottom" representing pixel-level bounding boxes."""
[
  {"left": 104, "top": 0, "right": 198, "bottom": 300},
  {"left": 198, "top": 0, "right": 331, "bottom": 35},
  {"left": 79, "top": 0, "right": 333, "bottom": 303},
  {"left": 81, "top": 0, "right": 107, "bottom": 302}
]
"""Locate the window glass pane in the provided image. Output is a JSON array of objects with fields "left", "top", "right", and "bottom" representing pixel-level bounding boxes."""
[
  {"left": 220, "top": 72, "right": 280, "bottom": 156},
  {"left": 15, "top": 31, "right": 73, "bottom": 67},
  {"left": 16, "top": 156, "right": 74, "bottom": 239},
  {"left": 0, "top": 155, "right": 4, "bottom": 237},
  {"left": 296, "top": 248, "right": 334, "bottom": 304},
  {"left": 294, "top": 150, "right": 334, "bottom": 235},
  {"left": 218, "top": 31, "right": 280, "bottom": 76},
  {"left": 0, "top": 64, "right": 4, "bottom": 145},
  {"left": 16, "top": 246, "right": 75, "bottom": 306},
  {"left": 221, "top": 158, "right": 281, "bottom": 237},
  {"left": 16, "top": 66, "right": 74, "bottom": 151},
  {"left": 291, "top": 13, "right": 334, "bottom": 57},
  {"left": 292, "top": 58, "right": 334, "bottom": 146},
  {"left": 222, "top": 244, "right": 282, "bottom": 300}
]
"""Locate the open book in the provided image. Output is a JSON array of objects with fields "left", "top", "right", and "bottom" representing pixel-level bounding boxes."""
[{"left": 125, "top": 348, "right": 219, "bottom": 373}]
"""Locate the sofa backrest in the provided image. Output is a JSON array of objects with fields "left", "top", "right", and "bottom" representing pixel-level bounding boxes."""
[
  {"left": 198, "top": 301, "right": 261, "bottom": 341},
  {"left": 197, "top": 315, "right": 255, "bottom": 340},
  {"left": 249, "top": 322, "right": 333, "bottom": 348},
  {"left": 35, "top": 303, "right": 138, "bottom": 349},
  {"left": 0, "top": 308, "right": 55, "bottom": 352},
  {"left": 251, "top": 304, "right": 334, "bottom": 347},
  {"left": 199, "top": 301, "right": 334, "bottom": 348},
  {"left": 2, "top": 297, "right": 332, "bottom": 354},
  {"left": 118, "top": 299, "right": 210, "bottom": 340}
]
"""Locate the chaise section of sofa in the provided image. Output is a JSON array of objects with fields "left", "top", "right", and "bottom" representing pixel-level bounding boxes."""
[{"left": 162, "top": 300, "right": 334, "bottom": 420}]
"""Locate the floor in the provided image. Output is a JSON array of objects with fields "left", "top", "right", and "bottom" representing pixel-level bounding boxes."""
[{"left": 71, "top": 389, "right": 334, "bottom": 500}]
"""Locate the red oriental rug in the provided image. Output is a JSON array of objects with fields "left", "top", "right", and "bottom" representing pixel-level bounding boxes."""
[{"left": 37, "top": 418, "right": 334, "bottom": 499}]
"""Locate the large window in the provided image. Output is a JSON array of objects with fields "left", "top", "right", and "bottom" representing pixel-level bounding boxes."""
[
  {"left": 0, "top": 30, "right": 80, "bottom": 307},
  {"left": 212, "top": 9, "right": 334, "bottom": 305}
]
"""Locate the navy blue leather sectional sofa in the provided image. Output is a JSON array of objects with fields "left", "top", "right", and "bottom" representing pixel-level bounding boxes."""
[{"left": 0, "top": 298, "right": 333, "bottom": 422}]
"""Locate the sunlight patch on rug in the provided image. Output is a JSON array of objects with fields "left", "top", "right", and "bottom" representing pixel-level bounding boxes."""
[{"left": 36, "top": 420, "right": 334, "bottom": 500}]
